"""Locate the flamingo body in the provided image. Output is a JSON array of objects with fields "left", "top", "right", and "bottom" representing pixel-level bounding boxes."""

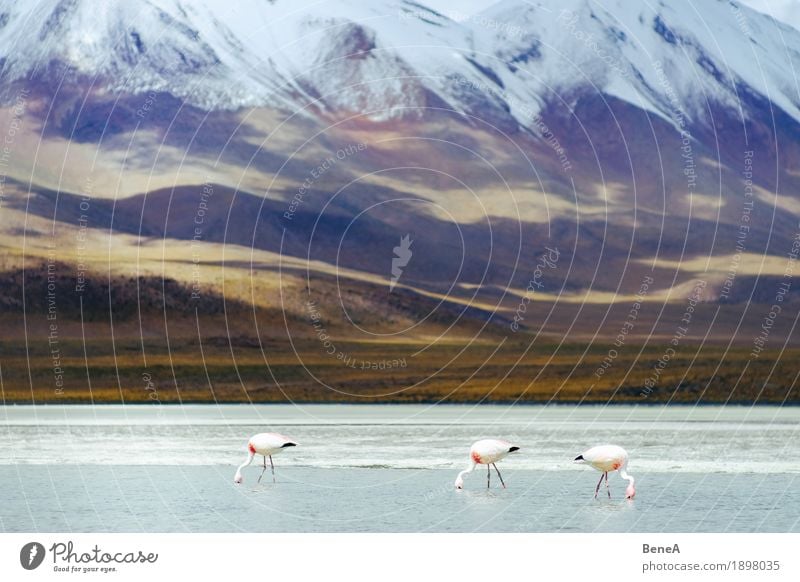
[
  {"left": 234, "top": 432, "right": 298, "bottom": 484},
  {"left": 575, "top": 444, "right": 636, "bottom": 499},
  {"left": 455, "top": 439, "right": 520, "bottom": 489},
  {"left": 248, "top": 432, "right": 297, "bottom": 457},
  {"left": 470, "top": 439, "right": 520, "bottom": 464},
  {"left": 577, "top": 444, "right": 628, "bottom": 472}
]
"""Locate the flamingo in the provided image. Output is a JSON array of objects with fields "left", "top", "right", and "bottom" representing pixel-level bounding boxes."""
[
  {"left": 234, "top": 433, "right": 298, "bottom": 484},
  {"left": 574, "top": 444, "right": 636, "bottom": 499},
  {"left": 454, "top": 439, "right": 520, "bottom": 489}
]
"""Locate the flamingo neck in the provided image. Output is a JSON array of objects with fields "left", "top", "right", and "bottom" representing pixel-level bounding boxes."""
[
  {"left": 458, "top": 464, "right": 476, "bottom": 480},
  {"left": 620, "top": 467, "right": 636, "bottom": 498},
  {"left": 619, "top": 468, "right": 634, "bottom": 485},
  {"left": 455, "top": 462, "right": 476, "bottom": 488},
  {"left": 235, "top": 451, "right": 255, "bottom": 481}
]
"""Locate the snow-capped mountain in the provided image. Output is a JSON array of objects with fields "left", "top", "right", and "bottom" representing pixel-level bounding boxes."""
[
  {"left": 1, "top": 0, "right": 799, "bottom": 130},
  {"left": 0, "top": 0, "right": 482, "bottom": 116},
  {"left": 3, "top": 0, "right": 800, "bottom": 305},
  {"left": 475, "top": 0, "right": 800, "bottom": 127},
  {"left": 740, "top": 0, "right": 800, "bottom": 32}
]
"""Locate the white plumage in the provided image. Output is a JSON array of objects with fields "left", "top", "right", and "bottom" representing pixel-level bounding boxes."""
[
  {"left": 234, "top": 432, "right": 298, "bottom": 484},
  {"left": 454, "top": 439, "right": 520, "bottom": 489},
  {"left": 575, "top": 444, "right": 636, "bottom": 499}
]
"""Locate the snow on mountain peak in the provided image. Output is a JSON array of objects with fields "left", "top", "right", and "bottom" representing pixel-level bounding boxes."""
[{"left": 0, "top": 0, "right": 798, "bottom": 129}]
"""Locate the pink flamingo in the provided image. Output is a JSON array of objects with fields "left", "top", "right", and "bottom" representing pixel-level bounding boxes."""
[
  {"left": 455, "top": 439, "right": 520, "bottom": 489},
  {"left": 234, "top": 433, "right": 298, "bottom": 484},
  {"left": 574, "top": 444, "right": 636, "bottom": 499}
]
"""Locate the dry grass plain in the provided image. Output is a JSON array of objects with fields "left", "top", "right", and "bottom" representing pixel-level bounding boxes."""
[
  {"left": 1, "top": 331, "right": 796, "bottom": 404},
  {"left": 1, "top": 214, "right": 798, "bottom": 406}
]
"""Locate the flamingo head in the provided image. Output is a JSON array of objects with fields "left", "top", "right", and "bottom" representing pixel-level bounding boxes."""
[
  {"left": 454, "top": 475, "right": 464, "bottom": 490},
  {"left": 234, "top": 471, "right": 243, "bottom": 484},
  {"left": 573, "top": 454, "right": 585, "bottom": 464},
  {"left": 625, "top": 483, "right": 636, "bottom": 499}
]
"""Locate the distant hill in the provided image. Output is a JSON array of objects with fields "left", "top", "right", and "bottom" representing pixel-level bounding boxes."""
[{"left": 0, "top": 261, "right": 243, "bottom": 321}]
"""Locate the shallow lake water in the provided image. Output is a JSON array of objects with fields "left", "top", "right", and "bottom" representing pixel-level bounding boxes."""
[{"left": 1, "top": 404, "right": 798, "bottom": 532}]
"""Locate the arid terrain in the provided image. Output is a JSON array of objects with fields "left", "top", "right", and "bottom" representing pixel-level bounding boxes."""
[
  {"left": 2, "top": 0, "right": 800, "bottom": 406},
  {"left": 1, "top": 259, "right": 796, "bottom": 404},
  {"left": 2, "top": 331, "right": 796, "bottom": 404}
]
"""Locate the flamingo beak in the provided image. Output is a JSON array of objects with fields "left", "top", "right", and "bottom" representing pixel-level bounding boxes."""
[{"left": 574, "top": 455, "right": 585, "bottom": 463}]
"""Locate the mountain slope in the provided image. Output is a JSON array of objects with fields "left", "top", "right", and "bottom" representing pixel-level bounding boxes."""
[
  {"left": 2, "top": 0, "right": 799, "bottom": 129},
  {"left": 1, "top": 0, "right": 800, "bottom": 315}
]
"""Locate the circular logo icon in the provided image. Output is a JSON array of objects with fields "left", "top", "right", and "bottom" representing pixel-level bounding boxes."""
[{"left": 19, "top": 542, "right": 45, "bottom": 570}]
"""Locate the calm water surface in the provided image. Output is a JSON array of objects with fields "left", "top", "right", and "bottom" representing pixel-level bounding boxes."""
[{"left": 1, "top": 404, "right": 798, "bottom": 532}]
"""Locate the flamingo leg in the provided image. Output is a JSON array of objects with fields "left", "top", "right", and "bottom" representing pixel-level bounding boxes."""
[
  {"left": 594, "top": 472, "right": 605, "bottom": 499},
  {"left": 258, "top": 456, "right": 267, "bottom": 483},
  {"left": 605, "top": 472, "right": 611, "bottom": 499},
  {"left": 487, "top": 464, "right": 491, "bottom": 488},
  {"left": 492, "top": 463, "right": 506, "bottom": 489},
  {"left": 270, "top": 455, "right": 275, "bottom": 483}
]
